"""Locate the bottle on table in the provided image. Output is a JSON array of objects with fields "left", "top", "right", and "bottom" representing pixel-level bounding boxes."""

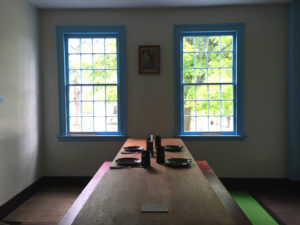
[
  {"left": 141, "top": 138, "right": 151, "bottom": 168},
  {"left": 155, "top": 136, "right": 165, "bottom": 164}
]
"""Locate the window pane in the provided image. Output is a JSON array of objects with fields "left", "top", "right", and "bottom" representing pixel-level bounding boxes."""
[
  {"left": 183, "top": 69, "right": 194, "bottom": 83},
  {"left": 94, "top": 54, "right": 105, "bottom": 69},
  {"left": 93, "top": 38, "right": 104, "bottom": 53},
  {"left": 184, "top": 101, "right": 195, "bottom": 116},
  {"left": 221, "top": 101, "right": 233, "bottom": 116},
  {"left": 106, "top": 54, "right": 117, "bottom": 69},
  {"left": 106, "top": 70, "right": 118, "bottom": 84},
  {"left": 69, "top": 86, "right": 81, "bottom": 101},
  {"left": 82, "top": 117, "right": 93, "bottom": 131},
  {"left": 195, "top": 36, "right": 207, "bottom": 52},
  {"left": 208, "top": 36, "right": 220, "bottom": 51},
  {"left": 69, "top": 102, "right": 81, "bottom": 116},
  {"left": 94, "top": 86, "right": 105, "bottom": 100},
  {"left": 209, "top": 85, "right": 220, "bottom": 100},
  {"left": 195, "top": 53, "right": 207, "bottom": 68},
  {"left": 220, "top": 52, "right": 233, "bottom": 67},
  {"left": 183, "top": 53, "right": 194, "bottom": 68},
  {"left": 221, "top": 36, "right": 233, "bottom": 51},
  {"left": 106, "top": 86, "right": 117, "bottom": 100},
  {"left": 106, "top": 38, "right": 117, "bottom": 53},
  {"left": 221, "top": 85, "right": 233, "bottom": 100},
  {"left": 184, "top": 117, "right": 195, "bottom": 132},
  {"left": 183, "top": 37, "right": 194, "bottom": 52},
  {"left": 107, "top": 117, "right": 118, "bottom": 131},
  {"left": 81, "top": 54, "right": 93, "bottom": 69},
  {"left": 106, "top": 101, "right": 118, "bottom": 116},
  {"left": 184, "top": 85, "right": 195, "bottom": 100},
  {"left": 196, "top": 86, "right": 208, "bottom": 100},
  {"left": 221, "top": 116, "right": 234, "bottom": 131},
  {"left": 82, "top": 86, "right": 93, "bottom": 100},
  {"left": 208, "top": 53, "right": 219, "bottom": 67},
  {"left": 209, "top": 101, "right": 220, "bottom": 115},
  {"left": 68, "top": 39, "right": 80, "bottom": 53},
  {"left": 70, "top": 117, "right": 81, "bottom": 132},
  {"left": 82, "top": 102, "right": 93, "bottom": 116},
  {"left": 69, "top": 55, "right": 80, "bottom": 69},
  {"left": 196, "top": 101, "right": 208, "bottom": 115},
  {"left": 94, "top": 102, "right": 105, "bottom": 116},
  {"left": 197, "top": 117, "right": 208, "bottom": 131},
  {"left": 220, "top": 68, "right": 232, "bottom": 83},
  {"left": 195, "top": 69, "right": 207, "bottom": 83},
  {"left": 94, "top": 117, "right": 105, "bottom": 131},
  {"left": 81, "top": 39, "right": 92, "bottom": 53},
  {"left": 94, "top": 70, "right": 105, "bottom": 84},
  {"left": 69, "top": 70, "right": 81, "bottom": 84},
  {"left": 208, "top": 69, "right": 219, "bottom": 83},
  {"left": 82, "top": 70, "right": 93, "bottom": 84},
  {"left": 209, "top": 117, "right": 220, "bottom": 131}
]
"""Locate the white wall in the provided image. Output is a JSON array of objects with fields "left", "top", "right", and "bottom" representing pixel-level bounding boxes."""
[
  {"left": 0, "top": 0, "right": 40, "bottom": 205},
  {"left": 39, "top": 4, "right": 288, "bottom": 178}
]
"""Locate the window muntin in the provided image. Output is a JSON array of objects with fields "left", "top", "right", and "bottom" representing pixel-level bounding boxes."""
[
  {"left": 66, "top": 37, "right": 119, "bottom": 133},
  {"left": 182, "top": 35, "right": 235, "bottom": 133}
]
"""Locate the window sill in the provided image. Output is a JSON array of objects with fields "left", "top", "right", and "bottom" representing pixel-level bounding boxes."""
[
  {"left": 58, "top": 134, "right": 128, "bottom": 141},
  {"left": 175, "top": 135, "right": 246, "bottom": 141}
]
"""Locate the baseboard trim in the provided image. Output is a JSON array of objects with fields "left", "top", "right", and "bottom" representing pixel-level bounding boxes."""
[
  {"left": 220, "top": 178, "right": 300, "bottom": 191},
  {"left": 40, "top": 176, "right": 92, "bottom": 187}
]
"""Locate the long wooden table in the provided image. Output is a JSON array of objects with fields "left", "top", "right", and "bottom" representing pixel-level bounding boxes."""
[{"left": 59, "top": 138, "right": 251, "bottom": 225}]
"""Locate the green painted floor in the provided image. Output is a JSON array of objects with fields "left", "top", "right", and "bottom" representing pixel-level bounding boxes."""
[{"left": 231, "top": 191, "right": 278, "bottom": 225}]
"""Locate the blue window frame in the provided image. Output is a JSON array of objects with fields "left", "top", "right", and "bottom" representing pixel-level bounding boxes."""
[
  {"left": 174, "top": 24, "right": 245, "bottom": 140},
  {"left": 56, "top": 26, "right": 126, "bottom": 141}
]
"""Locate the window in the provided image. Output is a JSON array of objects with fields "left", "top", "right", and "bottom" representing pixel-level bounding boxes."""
[
  {"left": 56, "top": 26, "right": 126, "bottom": 141},
  {"left": 174, "top": 24, "right": 244, "bottom": 139}
]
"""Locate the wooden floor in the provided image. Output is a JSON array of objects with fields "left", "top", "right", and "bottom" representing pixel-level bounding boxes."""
[
  {"left": 2, "top": 186, "right": 300, "bottom": 225},
  {"left": 252, "top": 189, "right": 300, "bottom": 225}
]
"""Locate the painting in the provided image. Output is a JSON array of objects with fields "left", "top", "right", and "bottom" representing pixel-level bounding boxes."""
[{"left": 139, "top": 45, "right": 160, "bottom": 74}]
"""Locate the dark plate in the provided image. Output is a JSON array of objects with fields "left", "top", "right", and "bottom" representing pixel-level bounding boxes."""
[
  {"left": 165, "top": 158, "right": 192, "bottom": 168},
  {"left": 124, "top": 146, "right": 144, "bottom": 152},
  {"left": 164, "top": 145, "right": 183, "bottom": 152},
  {"left": 116, "top": 157, "right": 141, "bottom": 166}
]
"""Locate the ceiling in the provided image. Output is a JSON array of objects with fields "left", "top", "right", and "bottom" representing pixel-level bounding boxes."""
[{"left": 29, "top": 0, "right": 289, "bottom": 8}]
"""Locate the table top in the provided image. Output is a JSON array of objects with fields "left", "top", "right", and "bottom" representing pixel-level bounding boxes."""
[{"left": 70, "top": 138, "right": 236, "bottom": 225}]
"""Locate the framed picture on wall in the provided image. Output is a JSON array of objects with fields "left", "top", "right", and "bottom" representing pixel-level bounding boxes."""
[{"left": 139, "top": 45, "right": 160, "bottom": 74}]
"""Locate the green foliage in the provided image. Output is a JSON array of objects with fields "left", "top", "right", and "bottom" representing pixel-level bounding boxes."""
[
  {"left": 182, "top": 35, "right": 234, "bottom": 131},
  {"left": 94, "top": 54, "right": 105, "bottom": 69},
  {"left": 106, "top": 86, "right": 118, "bottom": 100},
  {"left": 94, "top": 70, "right": 105, "bottom": 84}
]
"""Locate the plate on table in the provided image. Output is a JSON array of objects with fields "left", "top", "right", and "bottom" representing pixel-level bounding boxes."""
[
  {"left": 164, "top": 145, "right": 183, "bottom": 152},
  {"left": 124, "top": 146, "right": 144, "bottom": 152},
  {"left": 116, "top": 158, "right": 141, "bottom": 166},
  {"left": 165, "top": 158, "right": 192, "bottom": 168}
]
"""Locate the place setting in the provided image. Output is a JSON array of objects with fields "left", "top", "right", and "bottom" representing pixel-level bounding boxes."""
[
  {"left": 121, "top": 146, "right": 144, "bottom": 154},
  {"left": 111, "top": 135, "right": 192, "bottom": 169}
]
